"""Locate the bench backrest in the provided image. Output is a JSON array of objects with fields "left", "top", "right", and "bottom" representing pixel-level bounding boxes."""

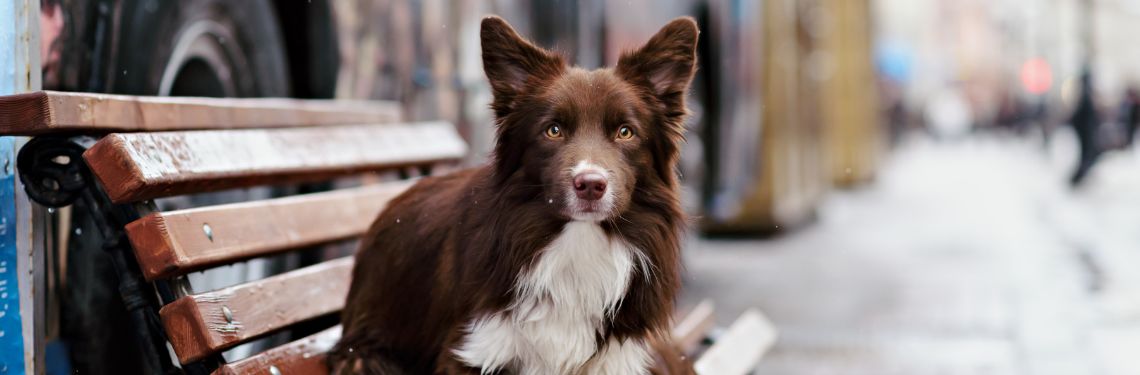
[{"left": 3, "top": 91, "right": 466, "bottom": 374}]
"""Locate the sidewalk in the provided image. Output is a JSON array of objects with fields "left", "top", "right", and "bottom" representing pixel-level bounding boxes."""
[{"left": 682, "top": 131, "right": 1140, "bottom": 375}]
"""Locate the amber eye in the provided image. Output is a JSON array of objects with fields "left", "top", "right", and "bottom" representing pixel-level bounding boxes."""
[
  {"left": 545, "top": 124, "right": 563, "bottom": 139},
  {"left": 617, "top": 126, "right": 635, "bottom": 140}
]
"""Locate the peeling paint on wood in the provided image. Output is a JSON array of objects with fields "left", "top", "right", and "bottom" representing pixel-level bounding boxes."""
[
  {"left": 0, "top": 139, "right": 27, "bottom": 374},
  {"left": 127, "top": 182, "right": 411, "bottom": 280},
  {"left": 159, "top": 258, "right": 353, "bottom": 364},
  {"left": 84, "top": 122, "right": 465, "bottom": 203},
  {"left": 0, "top": 91, "right": 403, "bottom": 135},
  {"left": 212, "top": 326, "right": 342, "bottom": 375}
]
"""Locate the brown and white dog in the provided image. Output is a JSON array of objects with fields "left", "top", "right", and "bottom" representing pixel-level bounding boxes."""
[{"left": 330, "top": 15, "right": 698, "bottom": 375}]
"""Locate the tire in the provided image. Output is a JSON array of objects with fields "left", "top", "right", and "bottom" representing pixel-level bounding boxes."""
[{"left": 110, "top": 0, "right": 291, "bottom": 97}]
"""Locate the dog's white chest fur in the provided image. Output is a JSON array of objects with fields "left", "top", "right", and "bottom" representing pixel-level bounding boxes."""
[{"left": 454, "top": 221, "right": 652, "bottom": 375}]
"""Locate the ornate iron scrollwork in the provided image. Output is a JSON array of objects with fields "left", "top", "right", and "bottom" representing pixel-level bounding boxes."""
[{"left": 16, "top": 137, "right": 92, "bottom": 207}]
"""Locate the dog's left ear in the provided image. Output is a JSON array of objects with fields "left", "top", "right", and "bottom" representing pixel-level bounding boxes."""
[{"left": 616, "top": 17, "right": 699, "bottom": 111}]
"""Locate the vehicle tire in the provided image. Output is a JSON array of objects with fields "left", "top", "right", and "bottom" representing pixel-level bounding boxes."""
[{"left": 110, "top": 0, "right": 290, "bottom": 97}]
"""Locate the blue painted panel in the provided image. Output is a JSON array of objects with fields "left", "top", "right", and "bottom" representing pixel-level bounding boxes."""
[
  {"left": 0, "top": 0, "right": 36, "bottom": 372},
  {"left": 0, "top": 137, "right": 25, "bottom": 374}
]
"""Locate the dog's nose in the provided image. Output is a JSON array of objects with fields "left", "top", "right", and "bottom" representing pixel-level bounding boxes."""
[{"left": 573, "top": 173, "right": 607, "bottom": 201}]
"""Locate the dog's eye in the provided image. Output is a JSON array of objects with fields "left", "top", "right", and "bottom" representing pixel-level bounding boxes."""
[
  {"left": 617, "top": 126, "right": 635, "bottom": 140},
  {"left": 545, "top": 124, "right": 563, "bottom": 139}
]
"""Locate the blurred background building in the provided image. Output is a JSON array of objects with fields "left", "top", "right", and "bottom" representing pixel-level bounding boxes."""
[
  {"left": 329, "top": 0, "right": 888, "bottom": 233},
  {"left": 37, "top": 0, "right": 1140, "bottom": 232}
]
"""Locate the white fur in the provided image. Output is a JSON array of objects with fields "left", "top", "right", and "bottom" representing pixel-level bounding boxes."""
[
  {"left": 567, "top": 160, "right": 616, "bottom": 222},
  {"left": 583, "top": 337, "right": 653, "bottom": 374},
  {"left": 454, "top": 222, "right": 651, "bottom": 375}
]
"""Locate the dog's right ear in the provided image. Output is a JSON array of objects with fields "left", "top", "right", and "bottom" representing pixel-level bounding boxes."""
[{"left": 481, "top": 16, "right": 564, "bottom": 113}]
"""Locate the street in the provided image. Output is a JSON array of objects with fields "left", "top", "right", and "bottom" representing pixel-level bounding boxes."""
[{"left": 682, "top": 131, "right": 1140, "bottom": 375}]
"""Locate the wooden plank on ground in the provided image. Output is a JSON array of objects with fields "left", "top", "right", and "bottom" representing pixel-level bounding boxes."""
[
  {"left": 672, "top": 300, "right": 716, "bottom": 354},
  {"left": 161, "top": 258, "right": 353, "bottom": 364},
  {"left": 213, "top": 326, "right": 341, "bottom": 375},
  {"left": 693, "top": 309, "right": 777, "bottom": 375},
  {"left": 0, "top": 91, "right": 401, "bottom": 135},
  {"left": 127, "top": 182, "right": 410, "bottom": 280},
  {"left": 84, "top": 122, "right": 466, "bottom": 203}
]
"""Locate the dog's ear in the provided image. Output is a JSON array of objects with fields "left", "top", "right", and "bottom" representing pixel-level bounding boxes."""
[
  {"left": 481, "top": 16, "right": 564, "bottom": 113},
  {"left": 618, "top": 18, "right": 698, "bottom": 186},
  {"left": 616, "top": 17, "right": 699, "bottom": 111}
]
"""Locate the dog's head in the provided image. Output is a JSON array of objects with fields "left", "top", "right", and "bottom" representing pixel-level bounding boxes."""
[{"left": 481, "top": 16, "right": 698, "bottom": 222}]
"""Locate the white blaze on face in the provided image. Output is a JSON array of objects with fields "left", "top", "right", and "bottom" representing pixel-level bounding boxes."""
[{"left": 567, "top": 160, "right": 616, "bottom": 222}]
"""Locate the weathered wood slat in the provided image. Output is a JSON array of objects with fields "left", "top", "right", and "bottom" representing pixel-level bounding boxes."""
[
  {"left": 671, "top": 300, "right": 716, "bottom": 354},
  {"left": 161, "top": 258, "right": 353, "bottom": 364},
  {"left": 127, "top": 182, "right": 410, "bottom": 280},
  {"left": 0, "top": 90, "right": 401, "bottom": 135},
  {"left": 84, "top": 122, "right": 465, "bottom": 203},
  {"left": 212, "top": 326, "right": 341, "bottom": 375},
  {"left": 693, "top": 309, "right": 778, "bottom": 375},
  {"left": 210, "top": 303, "right": 738, "bottom": 374}
]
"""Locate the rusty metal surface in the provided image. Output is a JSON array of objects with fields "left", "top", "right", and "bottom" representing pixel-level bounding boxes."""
[
  {"left": 127, "top": 182, "right": 411, "bottom": 280},
  {"left": 83, "top": 122, "right": 466, "bottom": 203},
  {"left": 0, "top": 91, "right": 403, "bottom": 136},
  {"left": 160, "top": 257, "right": 353, "bottom": 364}
]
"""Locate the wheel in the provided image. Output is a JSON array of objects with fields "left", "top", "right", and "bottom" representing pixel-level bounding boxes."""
[{"left": 110, "top": 0, "right": 291, "bottom": 97}]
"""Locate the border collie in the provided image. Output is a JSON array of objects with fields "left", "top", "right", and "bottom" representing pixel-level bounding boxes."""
[{"left": 331, "top": 15, "right": 698, "bottom": 375}]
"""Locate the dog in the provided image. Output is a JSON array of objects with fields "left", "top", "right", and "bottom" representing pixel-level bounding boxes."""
[{"left": 330, "top": 15, "right": 698, "bottom": 375}]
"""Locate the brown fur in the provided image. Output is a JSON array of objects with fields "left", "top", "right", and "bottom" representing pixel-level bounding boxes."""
[{"left": 330, "top": 15, "right": 699, "bottom": 374}]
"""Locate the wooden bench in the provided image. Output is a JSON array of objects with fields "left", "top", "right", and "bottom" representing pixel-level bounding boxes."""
[{"left": 2, "top": 91, "right": 774, "bottom": 374}]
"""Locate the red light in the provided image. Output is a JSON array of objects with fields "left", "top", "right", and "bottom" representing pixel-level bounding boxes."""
[{"left": 1020, "top": 58, "right": 1053, "bottom": 95}]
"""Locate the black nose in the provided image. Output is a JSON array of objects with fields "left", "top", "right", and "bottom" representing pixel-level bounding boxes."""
[{"left": 573, "top": 173, "right": 607, "bottom": 201}]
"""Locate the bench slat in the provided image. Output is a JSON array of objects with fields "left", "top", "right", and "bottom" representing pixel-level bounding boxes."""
[
  {"left": 0, "top": 91, "right": 400, "bottom": 135},
  {"left": 84, "top": 122, "right": 465, "bottom": 203},
  {"left": 127, "top": 182, "right": 410, "bottom": 280},
  {"left": 671, "top": 300, "right": 716, "bottom": 354},
  {"left": 212, "top": 326, "right": 341, "bottom": 375},
  {"left": 693, "top": 309, "right": 777, "bottom": 375},
  {"left": 206, "top": 301, "right": 759, "bottom": 373},
  {"left": 161, "top": 258, "right": 353, "bottom": 364}
]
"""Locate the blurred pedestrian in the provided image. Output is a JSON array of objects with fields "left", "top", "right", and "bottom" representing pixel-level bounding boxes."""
[
  {"left": 925, "top": 86, "right": 972, "bottom": 140},
  {"left": 1123, "top": 87, "right": 1140, "bottom": 148},
  {"left": 1070, "top": 70, "right": 1101, "bottom": 186}
]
